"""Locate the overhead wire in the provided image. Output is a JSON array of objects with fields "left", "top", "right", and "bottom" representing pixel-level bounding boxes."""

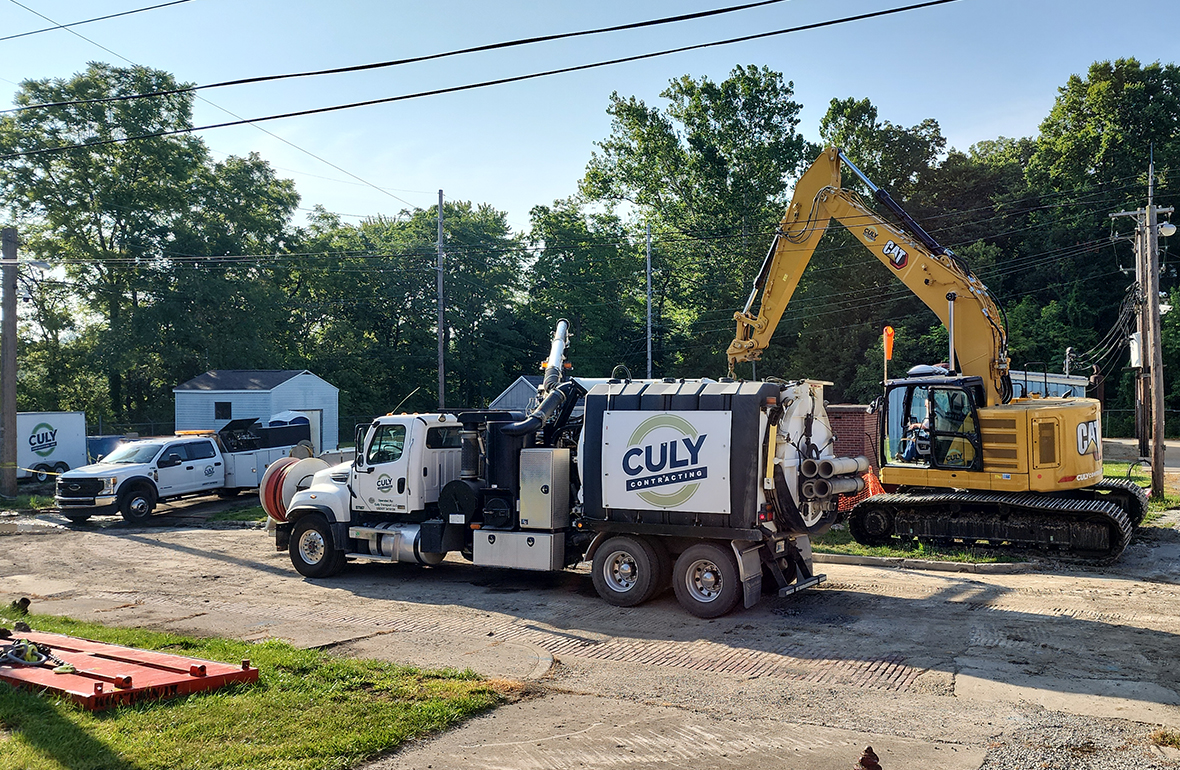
[
  {"left": 0, "top": 0, "right": 964, "bottom": 160},
  {"left": 0, "top": 0, "right": 195, "bottom": 42},
  {"left": 3, "top": 0, "right": 422, "bottom": 209}
]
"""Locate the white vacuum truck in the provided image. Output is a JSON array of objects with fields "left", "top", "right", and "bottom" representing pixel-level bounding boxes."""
[{"left": 264, "top": 321, "right": 868, "bottom": 617}]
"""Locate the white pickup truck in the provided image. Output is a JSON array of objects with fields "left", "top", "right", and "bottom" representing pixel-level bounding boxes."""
[{"left": 56, "top": 420, "right": 309, "bottom": 523}]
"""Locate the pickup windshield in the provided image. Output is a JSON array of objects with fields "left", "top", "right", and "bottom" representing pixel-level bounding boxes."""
[{"left": 102, "top": 442, "right": 164, "bottom": 464}]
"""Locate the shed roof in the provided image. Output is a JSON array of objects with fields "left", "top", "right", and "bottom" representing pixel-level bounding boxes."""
[{"left": 174, "top": 370, "right": 313, "bottom": 392}]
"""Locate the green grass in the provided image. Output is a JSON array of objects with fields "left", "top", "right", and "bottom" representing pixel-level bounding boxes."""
[
  {"left": 1102, "top": 462, "right": 1180, "bottom": 520},
  {"left": 1152, "top": 728, "right": 1180, "bottom": 749},
  {"left": 0, "top": 614, "right": 505, "bottom": 770},
  {"left": 811, "top": 525, "right": 1024, "bottom": 563},
  {"left": 0, "top": 492, "right": 56, "bottom": 512},
  {"left": 208, "top": 505, "right": 268, "bottom": 523}
]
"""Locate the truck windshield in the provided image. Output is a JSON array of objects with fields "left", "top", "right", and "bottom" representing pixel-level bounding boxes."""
[{"left": 102, "top": 443, "right": 164, "bottom": 464}]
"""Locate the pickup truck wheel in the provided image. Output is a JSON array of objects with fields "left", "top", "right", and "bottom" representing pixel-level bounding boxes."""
[
  {"left": 33, "top": 464, "right": 51, "bottom": 483},
  {"left": 215, "top": 488, "right": 240, "bottom": 498},
  {"left": 592, "top": 536, "right": 660, "bottom": 607},
  {"left": 119, "top": 486, "right": 157, "bottom": 524},
  {"left": 290, "top": 515, "right": 346, "bottom": 578},
  {"left": 673, "top": 543, "right": 741, "bottom": 618}
]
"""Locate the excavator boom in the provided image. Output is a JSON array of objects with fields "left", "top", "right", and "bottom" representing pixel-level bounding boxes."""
[{"left": 728, "top": 148, "right": 1011, "bottom": 406}]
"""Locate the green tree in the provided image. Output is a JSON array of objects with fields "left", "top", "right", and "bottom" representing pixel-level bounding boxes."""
[
  {"left": 581, "top": 65, "right": 812, "bottom": 376},
  {"left": 0, "top": 63, "right": 206, "bottom": 419}
]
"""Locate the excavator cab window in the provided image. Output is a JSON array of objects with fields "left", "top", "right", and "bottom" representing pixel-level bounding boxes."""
[{"left": 883, "top": 383, "right": 982, "bottom": 471}]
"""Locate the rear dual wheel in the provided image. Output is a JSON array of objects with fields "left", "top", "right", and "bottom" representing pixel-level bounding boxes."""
[
  {"left": 672, "top": 543, "right": 741, "bottom": 619},
  {"left": 592, "top": 536, "right": 663, "bottom": 607}
]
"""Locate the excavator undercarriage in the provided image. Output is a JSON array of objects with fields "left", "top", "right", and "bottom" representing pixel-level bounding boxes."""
[{"left": 848, "top": 478, "right": 1146, "bottom": 562}]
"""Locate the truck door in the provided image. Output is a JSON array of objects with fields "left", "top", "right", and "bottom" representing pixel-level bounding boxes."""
[
  {"left": 353, "top": 423, "right": 412, "bottom": 514},
  {"left": 154, "top": 442, "right": 191, "bottom": 495},
  {"left": 184, "top": 440, "right": 225, "bottom": 492}
]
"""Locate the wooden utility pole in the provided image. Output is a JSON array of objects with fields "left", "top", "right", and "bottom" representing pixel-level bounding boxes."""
[
  {"left": 436, "top": 190, "right": 445, "bottom": 410},
  {"left": 1, "top": 228, "right": 17, "bottom": 497},
  {"left": 1111, "top": 157, "right": 1174, "bottom": 499},
  {"left": 1145, "top": 158, "right": 1168, "bottom": 499}
]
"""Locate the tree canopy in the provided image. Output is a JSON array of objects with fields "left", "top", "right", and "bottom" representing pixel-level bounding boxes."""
[{"left": 3, "top": 58, "right": 1177, "bottom": 437}]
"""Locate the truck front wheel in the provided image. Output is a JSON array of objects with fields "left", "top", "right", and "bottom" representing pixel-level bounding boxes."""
[
  {"left": 592, "top": 536, "right": 660, "bottom": 607},
  {"left": 119, "top": 485, "right": 157, "bottom": 524},
  {"left": 673, "top": 543, "right": 741, "bottom": 618},
  {"left": 290, "top": 515, "right": 346, "bottom": 578}
]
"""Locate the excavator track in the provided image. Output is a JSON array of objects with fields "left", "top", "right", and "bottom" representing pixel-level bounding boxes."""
[
  {"left": 1087, "top": 478, "right": 1149, "bottom": 527},
  {"left": 848, "top": 489, "right": 1134, "bottom": 562}
]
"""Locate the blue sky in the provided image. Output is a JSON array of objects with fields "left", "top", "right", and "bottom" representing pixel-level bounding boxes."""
[{"left": 2, "top": 0, "right": 1176, "bottom": 232}]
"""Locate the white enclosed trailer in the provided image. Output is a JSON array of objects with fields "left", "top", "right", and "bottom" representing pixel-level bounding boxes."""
[{"left": 17, "top": 411, "right": 87, "bottom": 482}]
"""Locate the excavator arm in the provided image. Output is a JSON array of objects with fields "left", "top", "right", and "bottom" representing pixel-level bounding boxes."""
[{"left": 728, "top": 147, "right": 1012, "bottom": 406}]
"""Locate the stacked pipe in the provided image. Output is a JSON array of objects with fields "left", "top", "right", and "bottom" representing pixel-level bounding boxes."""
[{"left": 799, "top": 455, "right": 869, "bottom": 500}]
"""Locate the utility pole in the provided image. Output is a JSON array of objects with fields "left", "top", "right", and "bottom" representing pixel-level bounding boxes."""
[
  {"left": 1, "top": 228, "right": 17, "bottom": 497},
  {"left": 646, "top": 222, "right": 652, "bottom": 379},
  {"left": 1145, "top": 156, "right": 1167, "bottom": 500},
  {"left": 437, "top": 190, "right": 445, "bottom": 410},
  {"left": 1111, "top": 159, "right": 1174, "bottom": 499}
]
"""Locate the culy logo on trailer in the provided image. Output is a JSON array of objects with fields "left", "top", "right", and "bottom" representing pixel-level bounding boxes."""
[
  {"left": 620, "top": 414, "right": 708, "bottom": 508},
  {"left": 28, "top": 423, "right": 58, "bottom": 457}
]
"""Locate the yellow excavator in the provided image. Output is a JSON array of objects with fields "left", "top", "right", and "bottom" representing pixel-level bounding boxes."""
[{"left": 728, "top": 147, "right": 1145, "bottom": 560}]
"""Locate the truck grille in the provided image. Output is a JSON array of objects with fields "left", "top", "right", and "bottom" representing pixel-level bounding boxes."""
[{"left": 57, "top": 478, "right": 103, "bottom": 498}]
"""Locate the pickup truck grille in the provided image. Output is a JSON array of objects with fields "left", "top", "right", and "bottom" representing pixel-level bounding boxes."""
[{"left": 57, "top": 478, "right": 103, "bottom": 498}]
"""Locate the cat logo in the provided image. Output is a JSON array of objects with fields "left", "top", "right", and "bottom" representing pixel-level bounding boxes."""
[
  {"left": 882, "top": 240, "right": 908, "bottom": 269},
  {"left": 1076, "top": 420, "right": 1101, "bottom": 459},
  {"left": 863, "top": 226, "right": 878, "bottom": 243}
]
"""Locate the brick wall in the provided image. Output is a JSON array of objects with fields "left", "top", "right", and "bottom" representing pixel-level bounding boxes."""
[{"left": 826, "top": 404, "right": 879, "bottom": 472}]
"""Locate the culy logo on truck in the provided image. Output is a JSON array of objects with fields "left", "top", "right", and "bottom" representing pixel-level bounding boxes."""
[
  {"left": 28, "top": 423, "right": 58, "bottom": 457},
  {"left": 621, "top": 414, "right": 709, "bottom": 508}
]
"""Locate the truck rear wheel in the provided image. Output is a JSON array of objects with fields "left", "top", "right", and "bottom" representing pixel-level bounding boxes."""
[
  {"left": 290, "top": 515, "right": 346, "bottom": 578},
  {"left": 673, "top": 543, "right": 741, "bottom": 618},
  {"left": 592, "top": 536, "right": 660, "bottom": 607},
  {"left": 119, "top": 486, "right": 157, "bottom": 524}
]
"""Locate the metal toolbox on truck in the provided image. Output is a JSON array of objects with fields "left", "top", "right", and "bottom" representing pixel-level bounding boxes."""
[
  {"left": 473, "top": 531, "right": 564, "bottom": 571},
  {"left": 519, "top": 448, "right": 569, "bottom": 530}
]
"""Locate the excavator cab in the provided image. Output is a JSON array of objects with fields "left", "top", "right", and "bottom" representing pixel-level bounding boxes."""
[{"left": 880, "top": 376, "right": 985, "bottom": 473}]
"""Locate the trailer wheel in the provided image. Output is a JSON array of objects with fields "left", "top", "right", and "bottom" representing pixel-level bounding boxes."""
[
  {"left": 52, "top": 462, "right": 69, "bottom": 476},
  {"left": 849, "top": 506, "right": 894, "bottom": 546},
  {"left": 673, "top": 543, "right": 741, "bottom": 618},
  {"left": 119, "top": 485, "right": 156, "bottom": 524},
  {"left": 592, "top": 536, "right": 660, "bottom": 607},
  {"left": 290, "top": 515, "right": 346, "bottom": 578},
  {"left": 32, "top": 464, "right": 51, "bottom": 483}
]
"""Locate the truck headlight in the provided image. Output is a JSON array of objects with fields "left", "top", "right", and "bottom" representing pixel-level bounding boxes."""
[{"left": 101, "top": 477, "right": 118, "bottom": 495}]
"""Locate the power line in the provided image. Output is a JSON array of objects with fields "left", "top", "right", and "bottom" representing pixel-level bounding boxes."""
[
  {"left": 6, "top": 0, "right": 802, "bottom": 113},
  {"left": 0, "top": 0, "right": 195, "bottom": 42},
  {"left": 0, "top": 0, "right": 963, "bottom": 161},
  {"left": 3, "top": 0, "right": 420, "bottom": 209}
]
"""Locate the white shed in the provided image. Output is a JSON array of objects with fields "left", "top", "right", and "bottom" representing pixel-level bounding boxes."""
[{"left": 174, "top": 370, "right": 339, "bottom": 452}]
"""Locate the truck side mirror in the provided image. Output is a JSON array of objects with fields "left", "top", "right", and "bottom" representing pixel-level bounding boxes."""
[
  {"left": 353, "top": 424, "right": 366, "bottom": 467},
  {"left": 867, "top": 396, "right": 883, "bottom": 414}
]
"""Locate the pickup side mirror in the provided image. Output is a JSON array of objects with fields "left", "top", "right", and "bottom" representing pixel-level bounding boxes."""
[
  {"left": 158, "top": 452, "right": 183, "bottom": 468},
  {"left": 867, "top": 396, "right": 883, "bottom": 415}
]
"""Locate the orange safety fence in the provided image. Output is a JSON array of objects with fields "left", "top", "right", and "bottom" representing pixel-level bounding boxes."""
[{"left": 837, "top": 470, "right": 885, "bottom": 511}]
